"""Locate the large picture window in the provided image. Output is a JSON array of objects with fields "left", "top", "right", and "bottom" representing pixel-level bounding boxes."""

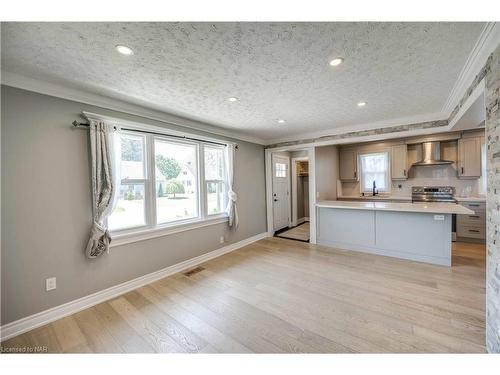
[
  {"left": 359, "top": 152, "right": 390, "bottom": 193},
  {"left": 107, "top": 130, "right": 229, "bottom": 234}
]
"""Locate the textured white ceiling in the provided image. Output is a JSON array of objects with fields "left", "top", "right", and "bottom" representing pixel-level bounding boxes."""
[{"left": 1, "top": 22, "right": 485, "bottom": 141}]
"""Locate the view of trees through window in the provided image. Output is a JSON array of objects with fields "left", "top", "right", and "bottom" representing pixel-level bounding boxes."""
[
  {"left": 108, "top": 132, "right": 228, "bottom": 232},
  {"left": 108, "top": 134, "right": 147, "bottom": 230},
  {"left": 155, "top": 139, "right": 198, "bottom": 224}
]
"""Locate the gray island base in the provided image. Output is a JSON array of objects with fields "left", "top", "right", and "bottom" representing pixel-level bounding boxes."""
[{"left": 316, "top": 201, "right": 474, "bottom": 266}]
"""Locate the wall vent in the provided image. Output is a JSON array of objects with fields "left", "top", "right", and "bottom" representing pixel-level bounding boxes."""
[{"left": 183, "top": 266, "right": 205, "bottom": 277}]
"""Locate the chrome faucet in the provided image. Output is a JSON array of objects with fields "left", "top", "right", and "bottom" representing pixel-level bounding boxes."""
[{"left": 372, "top": 180, "right": 378, "bottom": 196}]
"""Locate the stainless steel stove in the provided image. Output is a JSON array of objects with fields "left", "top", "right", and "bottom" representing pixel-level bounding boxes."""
[{"left": 411, "top": 186, "right": 457, "bottom": 203}]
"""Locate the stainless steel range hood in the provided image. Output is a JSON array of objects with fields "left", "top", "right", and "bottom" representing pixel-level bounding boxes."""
[{"left": 412, "top": 141, "right": 454, "bottom": 166}]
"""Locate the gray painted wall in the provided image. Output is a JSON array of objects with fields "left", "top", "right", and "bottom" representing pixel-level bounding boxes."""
[
  {"left": 1, "top": 85, "right": 267, "bottom": 325},
  {"left": 315, "top": 145, "right": 339, "bottom": 201}
]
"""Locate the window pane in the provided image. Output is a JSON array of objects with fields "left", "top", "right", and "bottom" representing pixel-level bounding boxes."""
[
  {"left": 204, "top": 146, "right": 225, "bottom": 180},
  {"left": 275, "top": 163, "right": 286, "bottom": 178},
  {"left": 360, "top": 153, "right": 389, "bottom": 192},
  {"left": 108, "top": 184, "right": 146, "bottom": 230},
  {"left": 155, "top": 139, "right": 198, "bottom": 224},
  {"left": 207, "top": 181, "right": 225, "bottom": 215},
  {"left": 120, "top": 134, "right": 145, "bottom": 179}
]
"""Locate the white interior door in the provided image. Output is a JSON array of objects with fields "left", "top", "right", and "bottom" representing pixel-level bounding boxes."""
[{"left": 272, "top": 154, "right": 290, "bottom": 231}]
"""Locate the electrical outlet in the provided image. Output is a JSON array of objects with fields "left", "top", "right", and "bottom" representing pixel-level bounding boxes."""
[
  {"left": 219, "top": 236, "right": 225, "bottom": 244},
  {"left": 46, "top": 277, "right": 56, "bottom": 291}
]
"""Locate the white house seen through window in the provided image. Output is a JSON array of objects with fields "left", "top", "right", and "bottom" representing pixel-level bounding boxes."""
[
  {"left": 359, "top": 152, "right": 390, "bottom": 193},
  {"left": 107, "top": 130, "right": 229, "bottom": 233}
]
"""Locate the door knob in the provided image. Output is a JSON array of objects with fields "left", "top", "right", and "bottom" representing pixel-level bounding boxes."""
[{"left": 274, "top": 199, "right": 278, "bottom": 202}]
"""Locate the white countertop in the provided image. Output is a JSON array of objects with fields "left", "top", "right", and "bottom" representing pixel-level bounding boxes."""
[
  {"left": 338, "top": 195, "right": 411, "bottom": 201},
  {"left": 316, "top": 200, "right": 474, "bottom": 215},
  {"left": 338, "top": 195, "right": 486, "bottom": 203},
  {"left": 455, "top": 197, "right": 486, "bottom": 202}
]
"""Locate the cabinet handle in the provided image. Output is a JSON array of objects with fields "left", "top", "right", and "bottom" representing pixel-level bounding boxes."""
[
  {"left": 354, "top": 171, "right": 357, "bottom": 178},
  {"left": 469, "top": 204, "right": 480, "bottom": 207},
  {"left": 461, "top": 167, "right": 464, "bottom": 174},
  {"left": 468, "top": 229, "right": 480, "bottom": 233},
  {"left": 469, "top": 215, "right": 480, "bottom": 218},
  {"left": 403, "top": 169, "right": 406, "bottom": 176}
]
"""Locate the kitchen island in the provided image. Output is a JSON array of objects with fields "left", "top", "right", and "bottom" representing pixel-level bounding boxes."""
[{"left": 316, "top": 200, "right": 474, "bottom": 266}]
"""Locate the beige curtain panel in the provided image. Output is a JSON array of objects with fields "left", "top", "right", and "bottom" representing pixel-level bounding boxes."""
[
  {"left": 84, "top": 120, "right": 119, "bottom": 259},
  {"left": 225, "top": 144, "right": 239, "bottom": 228}
]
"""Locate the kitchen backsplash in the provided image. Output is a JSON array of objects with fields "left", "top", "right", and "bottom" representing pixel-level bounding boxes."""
[{"left": 340, "top": 164, "right": 484, "bottom": 198}]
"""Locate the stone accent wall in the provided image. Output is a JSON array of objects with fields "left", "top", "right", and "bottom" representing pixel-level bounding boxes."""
[
  {"left": 485, "top": 44, "right": 500, "bottom": 354},
  {"left": 266, "top": 119, "right": 448, "bottom": 149}
]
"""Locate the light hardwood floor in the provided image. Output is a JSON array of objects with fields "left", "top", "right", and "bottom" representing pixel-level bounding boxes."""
[{"left": 1, "top": 238, "right": 486, "bottom": 353}]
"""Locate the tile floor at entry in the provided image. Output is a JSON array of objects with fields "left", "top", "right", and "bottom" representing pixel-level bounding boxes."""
[{"left": 276, "top": 222, "right": 310, "bottom": 242}]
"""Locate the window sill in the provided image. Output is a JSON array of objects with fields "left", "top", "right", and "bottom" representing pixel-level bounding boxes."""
[{"left": 110, "top": 215, "right": 229, "bottom": 248}]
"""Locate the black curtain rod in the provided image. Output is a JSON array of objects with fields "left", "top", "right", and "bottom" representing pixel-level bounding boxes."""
[{"left": 72, "top": 121, "right": 234, "bottom": 148}]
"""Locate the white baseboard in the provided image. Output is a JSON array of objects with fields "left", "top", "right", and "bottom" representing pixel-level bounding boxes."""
[{"left": 0, "top": 232, "right": 269, "bottom": 341}]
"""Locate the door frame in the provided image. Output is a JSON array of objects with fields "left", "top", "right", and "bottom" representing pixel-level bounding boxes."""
[
  {"left": 270, "top": 153, "right": 291, "bottom": 231},
  {"left": 291, "top": 156, "right": 309, "bottom": 227},
  {"left": 266, "top": 148, "right": 316, "bottom": 243}
]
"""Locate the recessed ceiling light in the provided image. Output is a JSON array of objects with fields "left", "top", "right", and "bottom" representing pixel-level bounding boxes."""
[
  {"left": 227, "top": 97, "right": 239, "bottom": 102},
  {"left": 277, "top": 119, "right": 286, "bottom": 124},
  {"left": 115, "top": 45, "right": 134, "bottom": 55},
  {"left": 329, "top": 57, "right": 344, "bottom": 67},
  {"left": 357, "top": 101, "right": 367, "bottom": 107}
]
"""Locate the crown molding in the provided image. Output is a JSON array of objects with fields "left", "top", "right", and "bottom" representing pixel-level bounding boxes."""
[
  {"left": 1, "top": 71, "right": 266, "bottom": 145},
  {"left": 264, "top": 111, "right": 446, "bottom": 146},
  {"left": 442, "top": 22, "right": 500, "bottom": 116},
  {"left": 448, "top": 78, "right": 486, "bottom": 130}
]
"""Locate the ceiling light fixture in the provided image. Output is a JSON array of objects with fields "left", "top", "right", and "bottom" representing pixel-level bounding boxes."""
[
  {"left": 329, "top": 57, "right": 344, "bottom": 67},
  {"left": 357, "top": 101, "right": 367, "bottom": 107},
  {"left": 227, "top": 97, "right": 239, "bottom": 102},
  {"left": 115, "top": 45, "right": 134, "bottom": 55},
  {"left": 277, "top": 119, "right": 286, "bottom": 124}
]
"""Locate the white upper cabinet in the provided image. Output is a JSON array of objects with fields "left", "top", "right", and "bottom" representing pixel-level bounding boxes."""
[
  {"left": 339, "top": 149, "right": 358, "bottom": 181},
  {"left": 391, "top": 144, "right": 408, "bottom": 180},
  {"left": 457, "top": 137, "right": 481, "bottom": 179}
]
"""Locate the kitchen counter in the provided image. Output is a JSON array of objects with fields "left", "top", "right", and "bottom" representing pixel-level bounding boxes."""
[
  {"left": 317, "top": 200, "right": 474, "bottom": 215},
  {"left": 337, "top": 195, "right": 411, "bottom": 202},
  {"left": 455, "top": 197, "right": 486, "bottom": 202},
  {"left": 316, "top": 200, "right": 467, "bottom": 266},
  {"left": 338, "top": 195, "right": 486, "bottom": 203}
]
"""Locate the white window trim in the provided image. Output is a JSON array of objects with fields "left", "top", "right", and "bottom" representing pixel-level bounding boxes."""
[
  {"left": 110, "top": 215, "right": 229, "bottom": 248},
  {"left": 85, "top": 112, "right": 233, "bottom": 246},
  {"left": 358, "top": 151, "right": 391, "bottom": 194}
]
